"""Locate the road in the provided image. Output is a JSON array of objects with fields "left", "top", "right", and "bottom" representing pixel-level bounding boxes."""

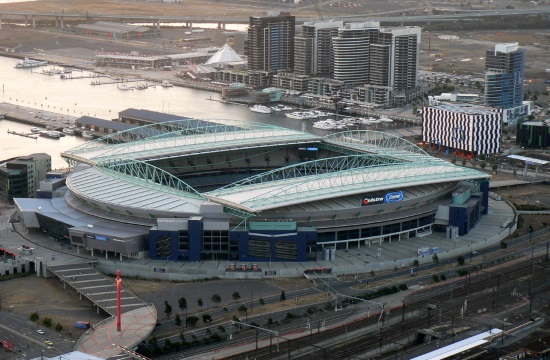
[{"left": 0, "top": 309, "right": 75, "bottom": 359}]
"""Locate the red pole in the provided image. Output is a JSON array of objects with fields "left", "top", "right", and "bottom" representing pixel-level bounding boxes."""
[{"left": 116, "top": 270, "right": 121, "bottom": 332}]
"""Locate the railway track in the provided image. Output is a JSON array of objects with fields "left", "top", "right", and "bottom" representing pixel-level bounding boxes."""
[{"left": 220, "top": 256, "right": 550, "bottom": 359}]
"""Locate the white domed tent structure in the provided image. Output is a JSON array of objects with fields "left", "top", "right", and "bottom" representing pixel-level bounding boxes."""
[{"left": 204, "top": 43, "right": 245, "bottom": 68}]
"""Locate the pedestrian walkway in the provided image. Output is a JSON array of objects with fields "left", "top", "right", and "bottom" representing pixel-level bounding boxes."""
[{"left": 74, "top": 304, "right": 157, "bottom": 359}]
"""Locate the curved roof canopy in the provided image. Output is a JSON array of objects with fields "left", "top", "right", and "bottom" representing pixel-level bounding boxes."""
[
  {"left": 62, "top": 119, "right": 320, "bottom": 166},
  {"left": 62, "top": 122, "right": 490, "bottom": 215}
]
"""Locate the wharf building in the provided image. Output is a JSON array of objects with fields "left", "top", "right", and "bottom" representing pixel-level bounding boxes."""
[
  {"left": 0, "top": 153, "right": 51, "bottom": 204},
  {"left": 11, "top": 114, "right": 491, "bottom": 264},
  {"left": 422, "top": 102, "right": 503, "bottom": 157},
  {"left": 484, "top": 43, "right": 530, "bottom": 125}
]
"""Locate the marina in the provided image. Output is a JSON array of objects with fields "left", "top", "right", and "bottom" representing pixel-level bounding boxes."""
[{"left": 0, "top": 55, "right": 419, "bottom": 169}]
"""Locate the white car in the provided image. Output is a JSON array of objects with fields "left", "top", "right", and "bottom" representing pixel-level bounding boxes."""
[{"left": 36, "top": 329, "right": 45, "bottom": 335}]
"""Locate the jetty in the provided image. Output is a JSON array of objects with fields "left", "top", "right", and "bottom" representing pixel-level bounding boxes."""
[
  {"left": 90, "top": 77, "right": 142, "bottom": 86},
  {"left": 7, "top": 130, "right": 37, "bottom": 139}
]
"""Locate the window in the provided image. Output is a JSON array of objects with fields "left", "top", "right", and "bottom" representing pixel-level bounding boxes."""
[
  {"left": 275, "top": 241, "right": 297, "bottom": 260},
  {"left": 156, "top": 235, "right": 171, "bottom": 259},
  {"left": 248, "top": 238, "right": 271, "bottom": 258}
]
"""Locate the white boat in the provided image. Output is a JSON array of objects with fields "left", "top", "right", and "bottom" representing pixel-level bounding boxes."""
[
  {"left": 277, "top": 105, "right": 293, "bottom": 111},
  {"left": 379, "top": 116, "right": 394, "bottom": 123},
  {"left": 161, "top": 81, "right": 173, "bottom": 87},
  {"left": 286, "top": 112, "right": 308, "bottom": 120},
  {"left": 117, "top": 84, "right": 133, "bottom": 91},
  {"left": 82, "top": 132, "right": 94, "bottom": 139},
  {"left": 30, "top": 127, "right": 42, "bottom": 133},
  {"left": 249, "top": 105, "right": 271, "bottom": 114},
  {"left": 38, "top": 130, "right": 60, "bottom": 139},
  {"left": 135, "top": 83, "right": 148, "bottom": 90},
  {"left": 62, "top": 128, "right": 75, "bottom": 135},
  {"left": 15, "top": 57, "right": 48, "bottom": 68},
  {"left": 270, "top": 107, "right": 282, "bottom": 112}
]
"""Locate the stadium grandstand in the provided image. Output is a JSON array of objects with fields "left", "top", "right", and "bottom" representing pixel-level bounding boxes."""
[{"left": 13, "top": 117, "right": 490, "bottom": 264}]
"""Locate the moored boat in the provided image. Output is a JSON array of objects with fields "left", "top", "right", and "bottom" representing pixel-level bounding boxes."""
[
  {"left": 30, "top": 127, "right": 42, "bottom": 133},
  {"left": 161, "top": 81, "right": 173, "bottom": 87},
  {"left": 117, "top": 84, "right": 132, "bottom": 91},
  {"left": 38, "top": 130, "right": 60, "bottom": 139},
  {"left": 249, "top": 105, "right": 271, "bottom": 114},
  {"left": 15, "top": 58, "right": 48, "bottom": 68},
  {"left": 82, "top": 132, "right": 94, "bottom": 139},
  {"left": 285, "top": 112, "right": 308, "bottom": 120},
  {"left": 62, "top": 128, "right": 75, "bottom": 135}
]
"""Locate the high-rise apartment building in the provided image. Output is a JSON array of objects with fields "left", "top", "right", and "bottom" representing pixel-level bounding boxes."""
[
  {"left": 357, "top": 26, "right": 421, "bottom": 106},
  {"left": 294, "top": 21, "right": 343, "bottom": 77},
  {"left": 332, "top": 22, "right": 380, "bottom": 87},
  {"left": 0, "top": 153, "right": 51, "bottom": 204},
  {"left": 291, "top": 21, "right": 421, "bottom": 105},
  {"left": 246, "top": 12, "right": 295, "bottom": 72},
  {"left": 484, "top": 43, "right": 527, "bottom": 124}
]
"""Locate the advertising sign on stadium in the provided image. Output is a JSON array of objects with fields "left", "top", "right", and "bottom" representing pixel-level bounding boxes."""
[
  {"left": 385, "top": 191, "right": 404, "bottom": 203},
  {"left": 362, "top": 191, "right": 404, "bottom": 206}
]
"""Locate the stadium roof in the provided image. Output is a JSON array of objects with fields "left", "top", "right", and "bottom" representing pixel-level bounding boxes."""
[
  {"left": 61, "top": 122, "right": 490, "bottom": 215},
  {"left": 62, "top": 120, "right": 320, "bottom": 165}
]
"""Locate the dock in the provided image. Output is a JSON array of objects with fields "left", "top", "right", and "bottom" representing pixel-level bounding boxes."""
[
  {"left": 7, "top": 130, "right": 37, "bottom": 139},
  {"left": 90, "top": 77, "right": 142, "bottom": 86},
  {"left": 0, "top": 102, "right": 78, "bottom": 131}
]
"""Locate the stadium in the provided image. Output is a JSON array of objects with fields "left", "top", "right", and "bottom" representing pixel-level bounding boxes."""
[{"left": 14, "top": 118, "right": 490, "bottom": 265}]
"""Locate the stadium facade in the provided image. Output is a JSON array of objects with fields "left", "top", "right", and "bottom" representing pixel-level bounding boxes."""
[{"left": 13, "top": 118, "right": 491, "bottom": 264}]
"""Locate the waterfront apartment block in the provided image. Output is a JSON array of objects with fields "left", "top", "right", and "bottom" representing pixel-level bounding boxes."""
[
  {"left": 246, "top": 13, "right": 295, "bottom": 72},
  {"left": 294, "top": 21, "right": 343, "bottom": 77}
]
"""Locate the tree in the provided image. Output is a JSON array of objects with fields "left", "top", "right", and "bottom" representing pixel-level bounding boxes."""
[
  {"left": 232, "top": 291, "right": 241, "bottom": 302},
  {"left": 178, "top": 297, "right": 187, "bottom": 313},
  {"left": 480, "top": 162, "right": 486, "bottom": 170},
  {"left": 55, "top": 323, "right": 63, "bottom": 333},
  {"left": 175, "top": 313, "right": 182, "bottom": 326},
  {"left": 201, "top": 313, "right": 213, "bottom": 323},
  {"left": 197, "top": 298, "right": 203, "bottom": 308},
  {"left": 457, "top": 255, "right": 465, "bottom": 265},
  {"left": 461, "top": 159, "right": 467, "bottom": 167},
  {"left": 164, "top": 300, "right": 173, "bottom": 318},
  {"left": 280, "top": 290, "right": 286, "bottom": 302},
  {"left": 238, "top": 304, "right": 248, "bottom": 313},
  {"left": 259, "top": 297, "right": 265, "bottom": 306},
  {"left": 492, "top": 164, "right": 498, "bottom": 174},
  {"left": 211, "top": 294, "right": 221, "bottom": 306},
  {"left": 186, "top": 315, "right": 199, "bottom": 327},
  {"left": 41, "top": 317, "right": 53, "bottom": 328},
  {"left": 432, "top": 253, "right": 439, "bottom": 263},
  {"left": 29, "top": 312, "right": 39, "bottom": 323}
]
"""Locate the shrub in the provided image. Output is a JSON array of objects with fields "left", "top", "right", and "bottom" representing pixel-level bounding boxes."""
[{"left": 457, "top": 255, "right": 465, "bottom": 265}]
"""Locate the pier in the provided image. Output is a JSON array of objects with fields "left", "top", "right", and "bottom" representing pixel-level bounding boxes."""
[{"left": 7, "top": 130, "right": 37, "bottom": 139}]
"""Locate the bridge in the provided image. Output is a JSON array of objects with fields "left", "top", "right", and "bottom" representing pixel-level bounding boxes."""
[{"left": 0, "top": 7, "right": 549, "bottom": 30}]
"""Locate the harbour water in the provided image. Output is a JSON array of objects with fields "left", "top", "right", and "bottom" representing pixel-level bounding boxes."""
[{"left": 0, "top": 56, "right": 320, "bottom": 169}]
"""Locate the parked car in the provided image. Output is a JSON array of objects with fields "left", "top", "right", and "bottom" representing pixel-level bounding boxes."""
[{"left": 36, "top": 329, "right": 45, "bottom": 335}]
